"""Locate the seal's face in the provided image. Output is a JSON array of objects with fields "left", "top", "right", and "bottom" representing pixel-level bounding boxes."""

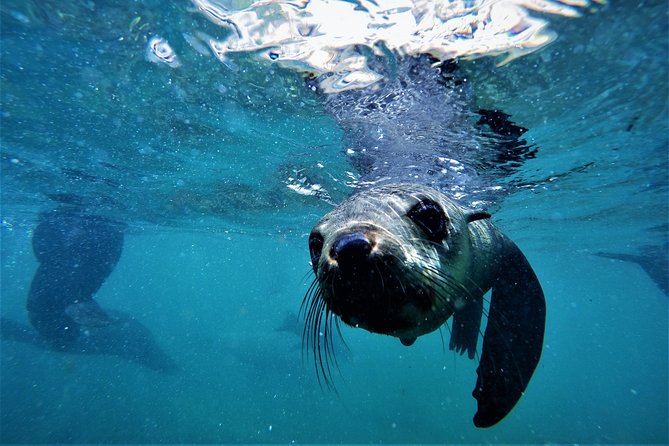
[{"left": 304, "top": 183, "right": 477, "bottom": 347}]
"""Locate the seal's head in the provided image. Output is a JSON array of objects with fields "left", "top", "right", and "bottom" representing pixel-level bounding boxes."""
[{"left": 303, "top": 183, "right": 491, "bottom": 354}]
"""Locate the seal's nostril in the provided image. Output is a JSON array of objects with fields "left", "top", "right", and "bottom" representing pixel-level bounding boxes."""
[{"left": 330, "top": 232, "right": 371, "bottom": 265}]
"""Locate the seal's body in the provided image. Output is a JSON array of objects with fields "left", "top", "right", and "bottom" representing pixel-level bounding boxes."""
[
  {"left": 304, "top": 184, "right": 545, "bottom": 427},
  {"left": 27, "top": 209, "right": 124, "bottom": 348},
  {"left": 303, "top": 56, "right": 545, "bottom": 427},
  {"left": 9, "top": 209, "right": 177, "bottom": 372},
  {"left": 311, "top": 56, "right": 533, "bottom": 207}
]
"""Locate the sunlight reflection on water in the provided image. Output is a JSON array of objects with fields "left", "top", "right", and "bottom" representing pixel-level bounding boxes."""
[{"left": 185, "top": 0, "right": 599, "bottom": 92}]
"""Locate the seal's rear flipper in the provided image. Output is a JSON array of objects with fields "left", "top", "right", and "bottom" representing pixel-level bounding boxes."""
[
  {"left": 64, "top": 301, "right": 114, "bottom": 327},
  {"left": 594, "top": 245, "right": 668, "bottom": 296},
  {"left": 472, "top": 243, "right": 545, "bottom": 427}
]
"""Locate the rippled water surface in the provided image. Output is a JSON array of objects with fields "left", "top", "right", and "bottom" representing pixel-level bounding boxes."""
[{"left": 1, "top": 0, "right": 667, "bottom": 443}]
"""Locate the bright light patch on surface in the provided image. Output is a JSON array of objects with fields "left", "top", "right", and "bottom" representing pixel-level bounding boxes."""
[{"left": 191, "top": 0, "right": 597, "bottom": 92}]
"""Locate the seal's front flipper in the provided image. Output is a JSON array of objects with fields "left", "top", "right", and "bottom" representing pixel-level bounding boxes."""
[
  {"left": 472, "top": 242, "right": 545, "bottom": 428},
  {"left": 64, "top": 301, "right": 113, "bottom": 327},
  {"left": 449, "top": 297, "right": 483, "bottom": 359}
]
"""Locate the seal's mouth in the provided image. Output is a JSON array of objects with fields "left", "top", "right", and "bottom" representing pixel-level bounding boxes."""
[
  {"left": 328, "top": 264, "right": 432, "bottom": 335},
  {"left": 318, "top": 230, "right": 433, "bottom": 336}
]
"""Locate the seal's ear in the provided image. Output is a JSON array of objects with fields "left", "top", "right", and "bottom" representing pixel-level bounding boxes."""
[
  {"left": 472, "top": 241, "right": 545, "bottom": 428},
  {"left": 466, "top": 210, "right": 491, "bottom": 223}
]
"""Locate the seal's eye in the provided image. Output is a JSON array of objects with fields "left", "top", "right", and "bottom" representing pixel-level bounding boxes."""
[
  {"left": 407, "top": 199, "right": 448, "bottom": 242},
  {"left": 308, "top": 231, "right": 324, "bottom": 273}
]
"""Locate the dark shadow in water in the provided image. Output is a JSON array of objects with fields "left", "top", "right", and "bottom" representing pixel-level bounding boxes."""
[
  {"left": 275, "top": 310, "right": 305, "bottom": 339},
  {"left": 1, "top": 208, "right": 177, "bottom": 373},
  {"left": 1, "top": 313, "right": 178, "bottom": 373},
  {"left": 595, "top": 243, "right": 669, "bottom": 296}
]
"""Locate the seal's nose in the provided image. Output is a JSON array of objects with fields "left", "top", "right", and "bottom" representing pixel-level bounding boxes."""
[{"left": 330, "top": 232, "right": 371, "bottom": 269}]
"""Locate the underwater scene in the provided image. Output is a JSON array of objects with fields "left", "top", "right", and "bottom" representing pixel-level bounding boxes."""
[{"left": 1, "top": 0, "right": 667, "bottom": 443}]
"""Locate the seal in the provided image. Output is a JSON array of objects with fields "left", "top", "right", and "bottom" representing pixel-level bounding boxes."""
[
  {"left": 27, "top": 208, "right": 124, "bottom": 348},
  {"left": 302, "top": 183, "right": 545, "bottom": 428},
  {"left": 595, "top": 243, "right": 668, "bottom": 296},
  {"left": 15, "top": 208, "right": 178, "bottom": 372}
]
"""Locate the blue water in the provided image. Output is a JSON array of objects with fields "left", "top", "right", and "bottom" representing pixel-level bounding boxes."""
[{"left": 1, "top": 1, "right": 667, "bottom": 444}]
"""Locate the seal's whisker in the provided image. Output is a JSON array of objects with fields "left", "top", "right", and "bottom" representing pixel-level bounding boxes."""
[
  {"left": 300, "top": 268, "right": 316, "bottom": 283},
  {"left": 430, "top": 284, "right": 457, "bottom": 317},
  {"left": 429, "top": 268, "right": 478, "bottom": 306},
  {"left": 474, "top": 291, "right": 515, "bottom": 330},
  {"left": 305, "top": 289, "right": 323, "bottom": 337},
  {"left": 324, "top": 310, "right": 336, "bottom": 371},
  {"left": 372, "top": 262, "right": 386, "bottom": 293},
  {"left": 313, "top": 298, "right": 332, "bottom": 389},
  {"left": 333, "top": 317, "right": 349, "bottom": 353},
  {"left": 460, "top": 274, "right": 487, "bottom": 300},
  {"left": 300, "top": 276, "right": 334, "bottom": 390},
  {"left": 405, "top": 236, "right": 447, "bottom": 252},
  {"left": 300, "top": 281, "right": 318, "bottom": 344},
  {"left": 324, "top": 309, "right": 345, "bottom": 394},
  {"left": 438, "top": 326, "right": 447, "bottom": 354},
  {"left": 304, "top": 303, "right": 318, "bottom": 357},
  {"left": 323, "top": 309, "right": 336, "bottom": 369},
  {"left": 300, "top": 270, "right": 344, "bottom": 391},
  {"left": 299, "top": 275, "right": 320, "bottom": 318},
  {"left": 424, "top": 275, "right": 462, "bottom": 312},
  {"left": 375, "top": 200, "right": 404, "bottom": 229},
  {"left": 313, "top": 301, "right": 332, "bottom": 388},
  {"left": 381, "top": 253, "right": 408, "bottom": 295},
  {"left": 318, "top": 307, "right": 332, "bottom": 387},
  {"left": 423, "top": 263, "right": 478, "bottom": 305}
]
